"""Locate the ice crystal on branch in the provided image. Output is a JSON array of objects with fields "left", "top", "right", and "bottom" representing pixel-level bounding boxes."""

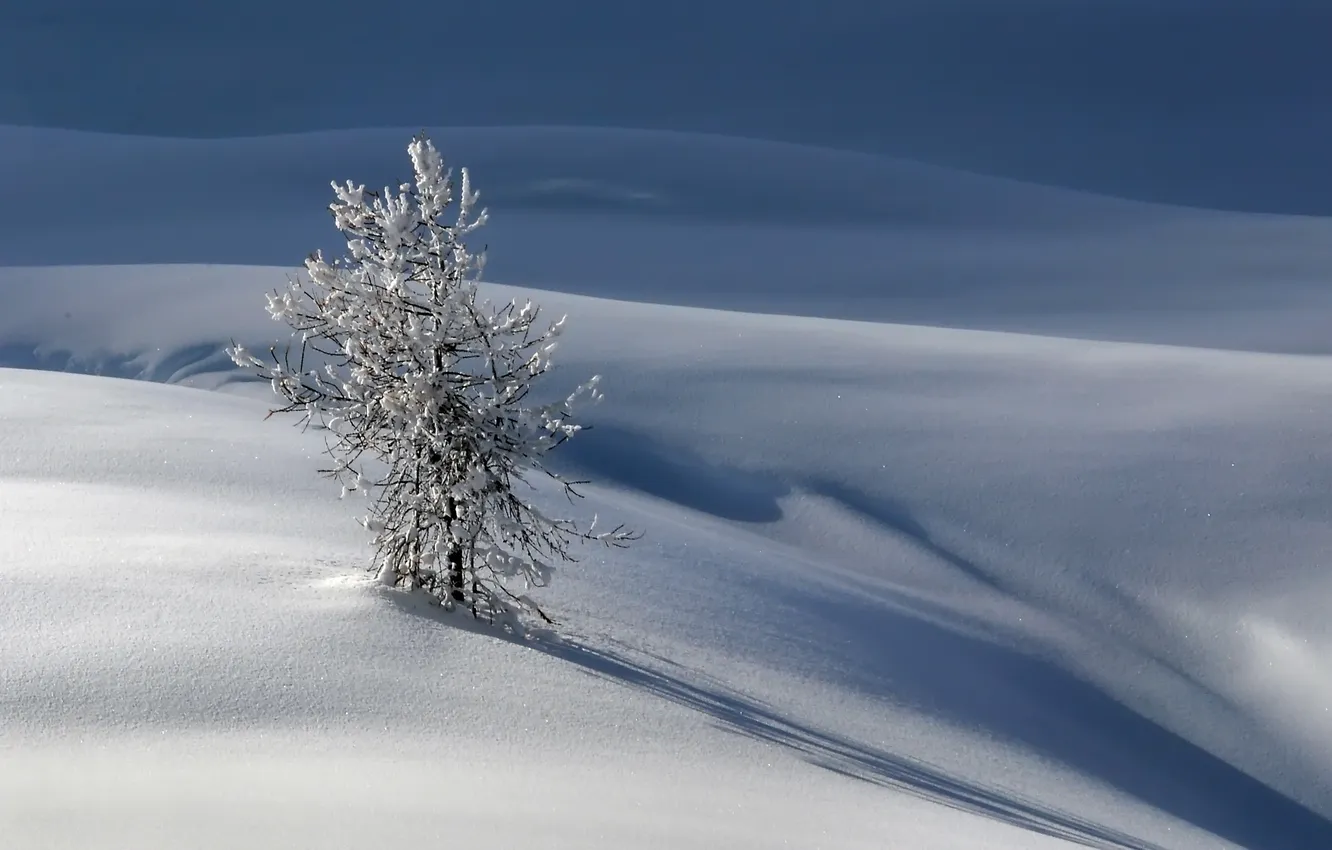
[{"left": 229, "top": 133, "right": 635, "bottom": 627}]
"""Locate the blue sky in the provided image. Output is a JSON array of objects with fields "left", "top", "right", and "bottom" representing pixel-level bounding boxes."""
[{"left": 2, "top": 1, "right": 1329, "bottom": 212}]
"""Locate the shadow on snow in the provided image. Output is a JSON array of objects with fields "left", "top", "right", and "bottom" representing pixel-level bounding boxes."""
[
  {"left": 534, "top": 634, "right": 1166, "bottom": 850},
  {"left": 529, "top": 631, "right": 1332, "bottom": 850},
  {"left": 387, "top": 582, "right": 1332, "bottom": 850}
]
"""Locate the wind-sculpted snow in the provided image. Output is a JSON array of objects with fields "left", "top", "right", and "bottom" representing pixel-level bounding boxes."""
[
  {"left": 5, "top": 125, "right": 1332, "bottom": 848},
  {"left": 0, "top": 124, "right": 1162, "bottom": 238},
  {"left": 4, "top": 126, "right": 1332, "bottom": 354},
  {"left": 4, "top": 1, "right": 1331, "bottom": 211},
  {"left": 5, "top": 278, "right": 1332, "bottom": 847},
  {"left": 5, "top": 2, "right": 1332, "bottom": 844}
]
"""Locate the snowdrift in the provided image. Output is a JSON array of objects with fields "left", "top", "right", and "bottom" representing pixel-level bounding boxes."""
[
  {"left": 4, "top": 125, "right": 1332, "bottom": 848},
  {"left": 6, "top": 283, "right": 1332, "bottom": 848},
  {"left": 2, "top": 125, "right": 1332, "bottom": 354},
  {"left": 5, "top": 1, "right": 1330, "bottom": 212}
]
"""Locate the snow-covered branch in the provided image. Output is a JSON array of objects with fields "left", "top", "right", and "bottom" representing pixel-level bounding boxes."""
[{"left": 229, "top": 133, "right": 636, "bottom": 627}]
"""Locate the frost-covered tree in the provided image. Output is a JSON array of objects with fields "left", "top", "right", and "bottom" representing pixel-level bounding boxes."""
[{"left": 229, "top": 133, "right": 634, "bottom": 626}]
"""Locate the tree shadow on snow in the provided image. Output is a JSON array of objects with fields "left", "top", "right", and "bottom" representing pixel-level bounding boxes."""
[
  {"left": 394, "top": 422, "right": 1332, "bottom": 848},
  {"left": 530, "top": 634, "right": 1169, "bottom": 850},
  {"left": 385, "top": 578, "right": 1332, "bottom": 850},
  {"left": 523, "top": 627, "right": 1332, "bottom": 850}
]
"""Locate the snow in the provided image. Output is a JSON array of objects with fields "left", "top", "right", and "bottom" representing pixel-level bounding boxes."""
[
  {"left": 4, "top": 126, "right": 1332, "bottom": 849},
  {"left": 6, "top": 124, "right": 1332, "bottom": 354},
  {"left": 5, "top": 2, "right": 1330, "bottom": 213}
]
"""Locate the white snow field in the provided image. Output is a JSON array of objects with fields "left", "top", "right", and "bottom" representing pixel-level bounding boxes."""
[{"left": 4, "top": 127, "right": 1332, "bottom": 849}]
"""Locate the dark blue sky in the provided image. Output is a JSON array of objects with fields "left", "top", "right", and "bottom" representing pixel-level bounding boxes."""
[{"left": 2, "top": 0, "right": 1330, "bottom": 212}]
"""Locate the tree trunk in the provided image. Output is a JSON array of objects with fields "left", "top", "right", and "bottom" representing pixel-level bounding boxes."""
[
  {"left": 446, "top": 496, "right": 465, "bottom": 601},
  {"left": 447, "top": 544, "right": 465, "bottom": 601}
]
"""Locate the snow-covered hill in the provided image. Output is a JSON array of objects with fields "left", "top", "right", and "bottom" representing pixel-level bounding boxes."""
[
  {"left": 5, "top": 126, "right": 1332, "bottom": 353},
  {"left": 4, "top": 126, "right": 1332, "bottom": 849},
  {"left": 5, "top": 1, "right": 1331, "bottom": 212},
  {"left": 7, "top": 282, "right": 1332, "bottom": 849}
]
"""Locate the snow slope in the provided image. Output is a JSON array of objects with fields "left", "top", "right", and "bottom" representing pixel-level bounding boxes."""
[
  {"left": 5, "top": 1, "right": 1331, "bottom": 212},
  {"left": 5, "top": 126, "right": 1332, "bottom": 353},
  {"left": 4, "top": 127, "right": 1332, "bottom": 849},
  {"left": 0, "top": 366, "right": 1193, "bottom": 850}
]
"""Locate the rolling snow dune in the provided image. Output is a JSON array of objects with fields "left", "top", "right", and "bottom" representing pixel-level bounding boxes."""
[
  {"left": 3, "top": 126, "right": 1332, "bottom": 353},
  {"left": 6, "top": 271, "right": 1332, "bottom": 848},
  {"left": 4, "top": 122, "right": 1332, "bottom": 848},
  {"left": 5, "top": 0, "right": 1331, "bottom": 212}
]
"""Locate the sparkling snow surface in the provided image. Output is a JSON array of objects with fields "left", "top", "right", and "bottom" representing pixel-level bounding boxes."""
[{"left": 3, "top": 128, "right": 1332, "bottom": 849}]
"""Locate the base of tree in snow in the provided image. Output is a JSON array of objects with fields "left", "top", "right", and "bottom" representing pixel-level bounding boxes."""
[{"left": 230, "top": 133, "right": 635, "bottom": 625}]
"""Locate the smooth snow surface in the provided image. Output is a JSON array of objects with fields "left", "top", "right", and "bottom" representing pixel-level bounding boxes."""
[
  {"left": 4, "top": 127, "right": 1332, "bottom": 849},
  {"left": 6, "top": 126, "right": 1332, "bottom": 353},
  {"left": 6, "top": 1, "right": 1331, "bottom": 212}
]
